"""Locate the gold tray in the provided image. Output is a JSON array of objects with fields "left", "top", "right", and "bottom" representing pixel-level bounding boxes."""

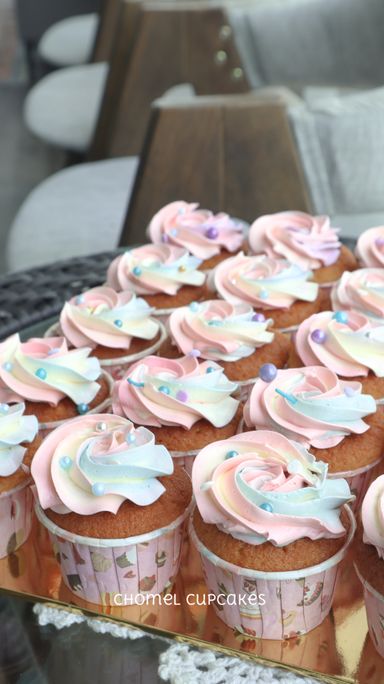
[{"left": 0, "top": 514, "right": 380, "bottom": 684}]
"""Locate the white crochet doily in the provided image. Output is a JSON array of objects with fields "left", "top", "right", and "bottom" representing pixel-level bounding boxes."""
[{"left": 33, "top": 604, "right": 320, "bottom": 684}]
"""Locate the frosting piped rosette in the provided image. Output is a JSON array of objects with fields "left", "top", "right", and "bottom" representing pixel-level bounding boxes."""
[
  {"left": 0, "top": 334, "right": 101, "bottom": 406},
  {"left": 106, "top": 244, "right": 206, "bottom": 295},
  {"left": 356, "top": 227, "right": 384, "bottom": 268},
  {"left": 295, "top": 310, "right": 384, "bottom": 377},
  {"left": 0, "top": 403, "right": 38, "bottom": 476},
  {"left": 148, "top": 200, "right": 244, "bottom": 260},
  {"left": 168, "top": 300, "right": 274, "bottom": 361},
  {"left": 60, "top": 287, "right": 160, "bottom": 350},
  {"left": 112, "top": 355, "right": 239, "bottom": 429},
  {"left": 248, "top": 211, "right": 341, "bottom": 271},
  {"left": 31, "top": 414, "right": 174, "bottom": 515},
  {"left": 244, "top": 366, "right": 376, "bottom": 449},
  {"left": 192, "top": 430, "right": 352, "bottom": 546},
  {"left": 362, "top": 475, "right": 384, "bottom": 559},
  {"left": 331, "top": 268, "right": 384, "bottom": 321},
  {"left": 213, "top": 253, "right": 319, "bottom": 309}
]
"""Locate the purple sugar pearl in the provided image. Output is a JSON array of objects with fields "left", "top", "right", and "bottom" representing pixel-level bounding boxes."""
[
  {"left": 205, "top": 226, "right": 219, "bottom": 240},
  {"left": 252, "top": 313, "right": 265, "bottom": 322},
  {"left": 375, "top": 237, "right": 384, "bottom": 248},
  {"left": 188, "top": 349, "right": 201, "bottom": 358},
  {"left": 310, "top": 329, "right": 326, "bottom": 344},
  {"left": 176, "top": 390, "right": 188, "bottom": 402},
  {"left": 259, "top": 363, "right": 277, "bottom": 383},
  {"left": 344, "top": 386, "right": 355, "bottom": 397}
]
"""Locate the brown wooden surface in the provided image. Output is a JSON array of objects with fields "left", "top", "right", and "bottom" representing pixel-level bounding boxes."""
[
  {"left": 119, "top": 91, "right": 312, "bottom": 246},
  {"left": 92, "top": 0, "right": 122, "bottom": 62}
]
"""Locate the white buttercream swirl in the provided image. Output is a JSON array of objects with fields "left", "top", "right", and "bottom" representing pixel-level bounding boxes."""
[{"left": 0, "top": 403, "right": 38, "bottom": 476}]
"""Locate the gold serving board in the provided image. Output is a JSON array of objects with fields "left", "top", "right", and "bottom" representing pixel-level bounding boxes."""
[{"left": 0, "top": 514, "right": 380, "bottom": 684}]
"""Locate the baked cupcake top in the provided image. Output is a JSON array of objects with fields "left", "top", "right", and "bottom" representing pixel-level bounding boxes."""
[
  {"left": 31, "top": 413, "right": 174, "bottom": 515},
  {"left": 60, "top": 287, "right": 160, "bottom": 350},
  {"left": 106, "top": 244, "right": 206, "bottom": 295},
  {"left": 168, "top": 299, "right": 274, "bottom": 362},
  {"left": 295, "top": 310, "right": 384, "bottom": 377},
  {"left": 0, "top": 334, "right": 101, "bottom": 406},
  {"left": 244, "top": 366, "right": 376, "bottom": 449},
  {"left": 331, "top": 269, "right": 384, "bottom": 321},
  {"left": 112, "top": 355, "right": 239, "bottom": 429},
  {"left": 356, "top": 227, "right": 384, "bottom": 268},
  {"left": 192, "top": 430, "right": 352, "bottom": 546},
  {"left": 213, "top": 253, "right": 319, "bottom": 309},
  {"left": 148, "top": 200, "right": 244, "bottom": 261},
  {"left": 0, "top": 403, "right": 38, "bottom": 476},
  {"left": 248, "top": 211, "right": 341, "bottom": 271},
  {"left": 362, "top": 475, "right": 384, "bottom": 560}
]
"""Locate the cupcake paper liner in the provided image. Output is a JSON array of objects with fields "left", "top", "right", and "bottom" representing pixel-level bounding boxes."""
[
  {"left": 328, "top": 457, "right": 382, "bottom": 513},
  {"left": 0, "top": 480, "right": 33, "bottom": 558},
  {"left": 189, "top": 505, "right": 355, "bottom": 640},
  {"left": 170, "top": 450, "right": 198, "bottom": 477},
  {"left": 35, "top": 502, "right": 192, "bottom": 606},
  {"left": 355, "top": 564, "right": 384, "bottom": 659}
]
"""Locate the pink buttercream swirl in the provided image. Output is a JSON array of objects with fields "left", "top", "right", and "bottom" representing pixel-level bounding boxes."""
[
  {"left": 294, "top": 310, "right": 384, "bottom": 377},
  {"left": 244, "top": 366, "right": 376, "bottom": 449},
  {"left": 60, "top": 287, "right": 160, "bottom": 350},
  {"left": 168, "top": 299, "right": 274, "bottom": 361},
  {"left": 362, "top": 475, "right": 384, "bottom": 559},
  {"left": 148, "top": 201, "right": 244, "bottom": 260},
  {"left": 213, "top": 252, "right": 318, "bottom": 309},
  {"left": 112, "top": 355, "right": 239, "bottom": 429},
  {"left": 193, "top": 431, "right": 352, "bottom": 546},
  {"left": 248, "top": 211, "right": 340, "bottom": 270},
  {"left": 106, "top": 244, "right": 206, "bottom": 295},
  {"left": 331, "top": 268, "right": 384, "bottom": 320},
  {"left": 356, "top": 227, "right": 384, "bottom": 268}
]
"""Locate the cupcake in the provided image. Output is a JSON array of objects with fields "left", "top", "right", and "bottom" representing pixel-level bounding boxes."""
[
  {"left": 0, "top": 334, "right": 111, "bottom": 435},
  {"left": 31, "top": 413, "right": 192, "bottom": 605},
  {"left": 354, "top": 475, "right": 384, "bottom": 658},
  {"left": 106, "top": 244, "right": 208, "bottom": 318},
  {"left": 147, "top": 200, "right": 246, "bottom": 269},
  {"left": 50, "top": 287, "right": 166, "bottom": 380},
  {"left": 159, "top": 299, "right": 290, "bottom": 397},
  {"left": 244, "top": 365, "right": 382, "bottom": 509},
  {"left": 248, "top": 211, "right": 356, "bottom": 284},
  {"left": 212, "top": 253, "right": 328, "bottom": 330},
  {"left": 356, "top": 226, "right": 384, "bottom": 268},
  {"left": 112, "top": 355, "right": 241, "bottom": 474},
  {"left": 290, "top": 310, "right": 384, "bottom": 399},
  {"left": 0, "top": 403, "right": 38, "bottom": 557},
  {"left": 190, "top": 430, "right": 354, "bottom": 638},
  {"left": 331, "top": 268, "right": 384, "bottom": 322}
]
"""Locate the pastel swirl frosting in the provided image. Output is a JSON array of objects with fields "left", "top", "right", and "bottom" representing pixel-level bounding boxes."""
[
  {"left": 214, "top": 253, "right": 319, "bottom": 309},
  {"left": 148, "top": 201, "right": 244, "bottom": 260},
  {"left": 0, "top": 403, "right": 38, "bottom": 476},
  {"left": 106, "top": 244, "right": 206, "bottom": 295},
  {"left": 193, "top": 431, "right": 352, "bottom": 546},
  {"left": 249, "top": 211, "right": 340, "bottom": 270},
  {"left": 31, "top": 414, "right": 174, "bottom": 515},
  {"left": 244, "top": 367, "right": 376, "bottom": 449},
  {"left": 295, "top": 310, "right": 384, "bottom": 377},
  {"left": 60, "top": 287, "right": 160, "bottom": 350},
  {"left": 168, "top": 300, "right": 274, "bottom": 361},
  {"left": 331, "top": 269, "right": 384, "bottom": 320},
  {"left": 356, "top": 227, "right": 384, "bottom": 268},
  {"left": 112, "top": 355, "right": 239, "bottom": 429},
  {"left": 362, "top": 475, "right": 384, "bottom": 559},
  {"left": 0, "top": 335, "right": 101, "bottom": 406}
]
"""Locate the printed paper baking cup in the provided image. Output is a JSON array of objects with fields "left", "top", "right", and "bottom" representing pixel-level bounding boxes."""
[
  {"left": 35, "top": 502, "right": 192, "bottom": 606},
  {"left": 355, "top": 564, "right": 384, "bottom": 659},
  {"left": 189, "top": 505, "right": 355, "bottom": 640},
  {"left": 38, "top": 370, "right": 113, "bottom": 440},
  {"left": 328, "top": 458, "right": 382, "bottom": 513},
  {"left": 170, "top": 449, "right": 198, "bottom": 477},
  {"left": 0, "top": 480, "right": 33, "bottom": 558}
]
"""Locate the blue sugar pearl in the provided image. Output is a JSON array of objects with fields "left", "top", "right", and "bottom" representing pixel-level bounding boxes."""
[
  {"left": 333, "top": 311, "right": 348, "bottom": 324},
  {"left": 189, "top": 301, "right": 199, "bottom": 312},
  {"left": 206, "top": 367, "right": 215, "bottom": 373},
  {"left": 92, "top": 483, "right": 105, "bottom": 496},
  {"left": 259, "top": 363, "right": 277, "bottom": 383},
  {"left": 258, "top": 288, "right": 269, "bottom": 300},
  {"left": 3, "top": 362, "right": 12, "bottom": 372},
  {"left": 75, "top": 294, "right": 85, "bottom": 305},
  {"left": 170, "top": 228, "right": 178, "bottom": 237},
  {"left": 77, "top": 403, "right": 89, "bottom": 415},
  {"left": 225, "top": 450, "right": 238, "bottom": 459},
  {"left": 260, "top": 502, "right": 273, "bottom": 513},
  {"left": 35, "top": 368, "right": 47, "bottom": 380},
  {"left": 60, "top": 456, "right": 72, "bottom": 470},
  {"left": 114, "top": 319, "right": 123, "bottom": 328},
  {"left": 132, "top": 266, "right": 142, "bottom": 277},
  {"left": 126, "top": 433, "right": 136, "bottom": 443},
  {"left": 159, "top": 385, "right": 170, "bottom": 395},
  {"left": 0, "top": 404, "right": 9, "bottom": 413}
]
